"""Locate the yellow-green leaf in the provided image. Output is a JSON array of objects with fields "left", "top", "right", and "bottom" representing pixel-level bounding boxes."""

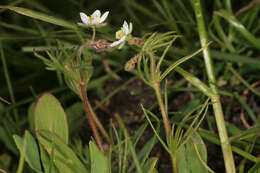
[
  {"left": 0, "top": 6, "right": 77, "bottom": 29},
  {"left": 35, "top": 93, "right": 68, "bottom": 144}
]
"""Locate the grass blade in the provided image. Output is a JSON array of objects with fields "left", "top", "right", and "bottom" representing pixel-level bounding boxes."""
[{"left": 0, "top": 6, "right": 77, "bottom": 29}]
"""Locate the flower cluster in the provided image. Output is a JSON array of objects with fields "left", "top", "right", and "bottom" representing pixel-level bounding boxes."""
[{"left": 78, "top": 10, "right": 134, "bottom": 49}]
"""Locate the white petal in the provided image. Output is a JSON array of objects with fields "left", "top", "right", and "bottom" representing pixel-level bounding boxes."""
[
  {"left": 80, "top": 12, "right": 90, "bottom": 24},
  {"left": 110, "top": 36, "right": 126, "bottom": 47},
  {"left": 123, "top": 21, "right": 129, "bottom": 34},
  {"left": 123, "top": 21, "right": 128, "bottom": 29},
  {"left": 91, "top": 10, "right": 101, "bottom": 24},
  {"left": 129, "top": 22, "right": 133, "bottom": 33},
  {"left": 92, "top": 10, "right": 101, "bottom": 18},
  {"left": 110, "top": 40, "right": 121, "bottom": 47},
  {"left": 99, "top": 11, "right": 109, "bottom": 23}
]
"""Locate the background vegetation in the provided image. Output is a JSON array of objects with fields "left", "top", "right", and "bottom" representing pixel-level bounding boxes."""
[{"left": 0, "top": 0, "right": 260, "bottom": 172}]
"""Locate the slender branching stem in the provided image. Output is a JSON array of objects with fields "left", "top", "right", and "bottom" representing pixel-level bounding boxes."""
[
  {"left": 77, "top": 42, "right": 111, "bottom": 145},
  {"left": 149, "top": 51, "right": 174, "bottom": 172},
  {"left": 149, "top": 51, "right": 172, "bottom": 139},
  {"left": 79, "top": 78, "right": 105, "bottom": 154}
]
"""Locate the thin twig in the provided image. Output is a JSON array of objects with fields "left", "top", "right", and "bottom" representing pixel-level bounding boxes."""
[{"left": 235, "top": 0, "right": 260, "bottom": 16}]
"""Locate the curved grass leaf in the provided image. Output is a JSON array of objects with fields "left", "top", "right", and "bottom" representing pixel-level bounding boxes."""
[
  {"left": 0, "top": 6, "right": 77, "bottom": 29},
  {"left": 174, "top": 67, "right": 213, "bottom": 97},
  {"left": 160, "top": 42, "right": 212, "bottom": 81},
  {"left": 214, "top": 9, "right": 260, "bottom": 50}
]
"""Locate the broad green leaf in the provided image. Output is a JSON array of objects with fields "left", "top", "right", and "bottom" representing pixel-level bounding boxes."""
[
  {"left": 38, "top": 131, "right": 88, "bottom": 173},
  {"left": 13, "top": 131, "right": 42, "bottom": 173},
  {"left": 176, "top": 133, "right": 208, "bottom": 173},
  {"left": 39, "top": 143, "right": 59, "bottom": 173},
  {"left": 175, "top": 144, "right": 189, "bottom": 173},
  {"left": 0, "top": 6, "right": 77, "bottom": 29},
  {"left": 35, "top": 93, "right": 68, "bottom": 144},
  {"left": 89, "top": 141, "right": 109, "bottom": 173},
  {"left": 65, "top": 102, "right": 85, "bottom": 135}
]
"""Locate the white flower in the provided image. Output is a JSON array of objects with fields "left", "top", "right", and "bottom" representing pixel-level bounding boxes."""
[
  {"left": 78, "top": 10, "right": 109, "bottom": 27},
  {"left": 110, "top": 21, "right": 133, "bottom": 48}
]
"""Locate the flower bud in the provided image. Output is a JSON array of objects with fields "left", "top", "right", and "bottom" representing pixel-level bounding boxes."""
[{"left": 124, "top": 54, "right": 139, "bottom": 71}]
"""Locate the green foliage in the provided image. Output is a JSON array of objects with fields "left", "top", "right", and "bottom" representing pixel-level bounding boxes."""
[
  {"left": 0, "top": 6, "right": 77, "bottom": 29},
  {"left": 13, "top": 131, "right": 42, "bottom": 173},
  {"left": 35, "top": 93, "right": 69, "bottom": 144},
  {"left": 89, "top": 141, "right": 109, "bottom": 173},
  {"left": 37, "top": 130, "right": 88, "bottom": 173},
  {"left": 176, "top": 133, "right": 209, "bottom": 173},
  {"left": 1, "top": 0, "right": 260, "bottom": 172}
]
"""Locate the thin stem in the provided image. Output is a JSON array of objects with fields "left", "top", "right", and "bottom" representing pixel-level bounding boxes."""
[
  {"left": 149, "top": 51, "right": 171, "bottom": 138},
  {"left": 0, "top": 41, "right": 19, "bottom": 120},
  {"left": 79, "top": 81, "right": 105, "bottom": 154},
  {"left": 92, "top": 26, "right": 96, "bottom": 40},
  {"left": 88, "top": 102, "right": 112, "bottom": 144},
  {"left": 190, "top": 0, "right": 236, "bottom": 172},
  {"left": 77, "top": 42, "right": 111, "bottom": 145},
  {"left": 149, "top": 51, "right": 156, "bottom": 81},
  {"left": 153, "top": 83, "right": 171, "bottom": 138},
  {"left": 153, "top": 81, "right": 176, "bottom": 173}
]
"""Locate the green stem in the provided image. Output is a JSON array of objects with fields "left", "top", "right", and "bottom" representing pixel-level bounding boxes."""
[
  {"left": 149, "top": 51, "right": 173, "bottom": 172},
  {"left": 153, "top": 83, "right": 171, "bottom": 139},
  {"left": 149, "top": 51, "right": 171, "bottom": 140},
  {"left": 172, "top": 154, "right": 178, "bottom": 173},
  {"left": 190, "top": 0, "right": 236, "bottom": 172},
  {"left": 0, "top": 41, "right": 18, "bottom": 120},
  {"left": 88, "top": 101, "right": 112, "bottom": 144},
  {"left": 92, "top": 26, "right": 96, "bottom": 40}
]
